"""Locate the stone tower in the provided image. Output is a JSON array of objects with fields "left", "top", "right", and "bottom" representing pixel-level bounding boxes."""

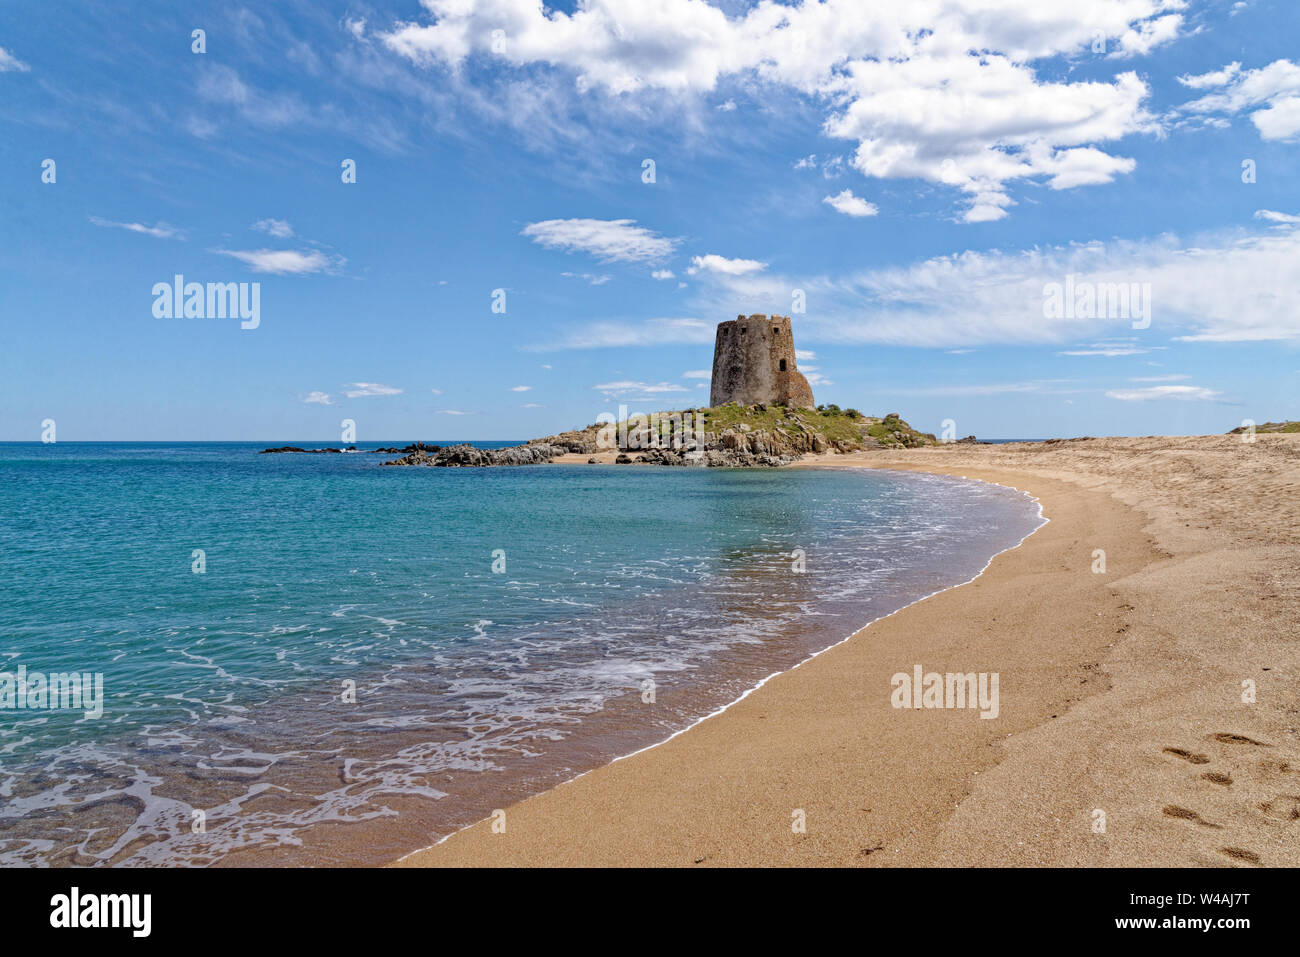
[{"left": 709, "top": 314, "right": 815, "bottom": 409}]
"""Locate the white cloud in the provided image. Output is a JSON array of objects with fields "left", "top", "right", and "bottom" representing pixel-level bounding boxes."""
[
  {"left": 651, "top": 269, "right": 675, "bottom": 280},
  {"left": 382, "top": 0, "right": 1178, "bottom": 221},
  {"left": 795, "top": 153, "right": 849, "bottom": 179},
  {"left": 1254, "top": 209, "right": 1300, "bottom": 225},
  {"left": 688, "top": 254, "right": 767, "bottom": 276},
  {"left": 525, "top": 317, "right": 713, "bottom": 350},
  {"left": 561, "top": 271, "right": 612, "bottom": 285},
  {"left": 887, "top": 380, "right": 1080, "bottom": 397},
  {"left": 0, "top": 46, "right": 29, "bottom": 72},
  {"left": 521, "top": 218, "right": 676, "bottom": 263},
  {"left": 213, "top": 248, "right": 343, "bottom": 275},
  {"left": 252, "top": 218, "right": 294, "bottom": 238},
  {"left": 89, "top": 216, "right": 183, "bottom": 240},
  {"left": 430, "top": 388, "right": 444, "bottom": 395},
  {"left": 1057, "top": 346, "right": 1154, "bottom": 356},
  {"left": 510, "top": 385, "right": 531, "bottom": 392},
  {"left": 821, "top": 156, "right": 846, "bottom": 179},
  {"left": 1129, "top": 374, "right": 1189, "bottom": 382},
  {"left": 344, "top": 382, "right": 403, "bottom": 398},
  {"left": 592, "top": 380, "right": 691, "bottom": 401},
  {"left": 1178, "top": 63, "right": 1242, "bottom": 91},
  {"left": 1106, "top": 384, "right": 1222, "bottom": 401},
  {"left": 522, "top": 402, "right": 543, "bottom": 408},
  {"left": 822, "top": 189, "right": 878, "bottom": 218},
  {"left": 303, "top": 391, "right": 333, "bottom": 405},
  {"left": 1179, "top": 59, "right": 1300, "bottom": 140},
  {"left": 195, "top": 64, "right": 308, "bottom": 130},
  {"left": 795, "top": 349, "right": 816, "bottom": 360},
  {"left": 821, "top": 47, "right": 1152, "bottom": 223},
  {"left": 435, "top": 409, "right": 474, "bottom": 415},
  {"left": 682, "top": 369, "right": 711, "bottom": 379},
  {"left": 717, "top": 99, "right": 736, "bottom": 111},
  {"left": 1110, "top": 14, "right": 1183, "bottom": 59},
  {"left": 682, "top": 220, "right": 1300, "bottom": 346}
]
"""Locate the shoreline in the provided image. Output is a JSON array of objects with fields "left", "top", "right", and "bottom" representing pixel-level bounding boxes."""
[
  {"left": 397, "top": 437, "right": 1300, "bottom": 867},
  {"left": 395, "top": 467, "right": 1048, "bottom": 864}
]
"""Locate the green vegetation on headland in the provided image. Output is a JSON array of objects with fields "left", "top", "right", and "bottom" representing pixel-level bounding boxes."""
[
  {"left": 693, "top": 404, "right": 937, "bottom": 450},
  {"left": 521, "top": 403, "right": 940, "bottom": 467},
  {"left": 1227, "top": 421, "right": 1300, "bottom": 434}
]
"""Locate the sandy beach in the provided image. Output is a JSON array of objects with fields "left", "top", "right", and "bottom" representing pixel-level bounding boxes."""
[{"left": 398, "top": 435, "right": 1300, "bottom": 867}]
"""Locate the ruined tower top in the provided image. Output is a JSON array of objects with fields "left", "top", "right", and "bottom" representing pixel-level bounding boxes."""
[{"left": 709, "top": 314, "right": 815, "bottom": 409}]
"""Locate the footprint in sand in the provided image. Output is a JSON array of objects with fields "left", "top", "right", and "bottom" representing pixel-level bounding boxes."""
[
  {"left": 1163, "top": 747, "right": 1210, "bottom": 764},
  {"left": 1207, "top": 732, "right": 1272, "bottom": 747},
  {"left": 1259, "top": 758, "right": 1297, "bottom": 777},
  {"left": 1257, "top": 794, "right": 1300, "bottom": 822},
  {"left": 1201, "top": 771, "right": 1232, "bottom": 786},
  {"left": 1219, "top": 847, "right": 1260, "bottom": 864},
  {"left": 1162, "top": 805, "right": 1222, "bottom": 828}
]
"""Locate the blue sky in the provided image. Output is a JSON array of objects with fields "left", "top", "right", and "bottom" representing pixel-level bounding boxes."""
[{"left": 1, "top": 0, "right": 1298, "bottom": 441}]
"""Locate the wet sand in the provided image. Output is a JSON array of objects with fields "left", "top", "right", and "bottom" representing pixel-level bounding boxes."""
[{"left": 397, "top": 435, "right": 1300, "bottom": 867}]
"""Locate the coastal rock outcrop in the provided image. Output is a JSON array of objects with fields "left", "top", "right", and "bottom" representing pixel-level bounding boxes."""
[
  {"left": 381, "top": 443, "right": 567, "bottom": 467},
  {"left": 260, "top": 445, "right": 357, "bottom": 454},
  {"left": 262, "top": 407, "right": 935, "bottom": 470},
  {"left": 371, "top": 407, "right": 934, "bottom": 469},
  {"left": 260, "top": 443, "right": 427, "bottom": 455},
  {"left": 528, "top": 429, "right": 600, "bottom": 455}
]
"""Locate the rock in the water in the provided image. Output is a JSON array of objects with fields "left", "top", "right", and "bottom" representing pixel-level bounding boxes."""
[{"left": 382, "top": 443, "right": 564, "bottom": 467}]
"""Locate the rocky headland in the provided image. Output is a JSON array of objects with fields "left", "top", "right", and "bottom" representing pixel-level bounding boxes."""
[{"left": 373, "top": 406, "right": 939, "bottom": 468}]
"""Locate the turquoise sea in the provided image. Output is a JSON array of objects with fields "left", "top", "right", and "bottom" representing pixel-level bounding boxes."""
[{"left": 0, "top": 442, "right": 1043, "bottom": 866}]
